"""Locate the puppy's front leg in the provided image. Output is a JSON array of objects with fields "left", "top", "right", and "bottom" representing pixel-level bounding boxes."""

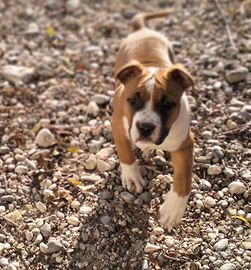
[
  {"left": 160, "top": 134, "right": 194, "bottom": 229},
  {"left": 114, "top": 134, "right": 146, "bottom": 193}
]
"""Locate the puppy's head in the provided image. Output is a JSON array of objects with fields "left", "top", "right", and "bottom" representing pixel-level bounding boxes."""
[{"left": 116, "top": 60, "right": 193, "bottom": 147}]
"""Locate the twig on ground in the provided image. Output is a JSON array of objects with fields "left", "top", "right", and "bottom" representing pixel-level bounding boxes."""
[{"left": 213, "top": 0, "right": 236, "bottom": 47}]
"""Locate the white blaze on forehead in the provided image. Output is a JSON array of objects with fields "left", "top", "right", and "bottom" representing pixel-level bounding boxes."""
[{"left": 145, "top": 67, "right": 158, "bottom": 106}]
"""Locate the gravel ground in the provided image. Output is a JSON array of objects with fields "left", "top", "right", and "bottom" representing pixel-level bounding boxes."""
[{"left": 1, "top": 0, "right": 251, "bottom": 269}]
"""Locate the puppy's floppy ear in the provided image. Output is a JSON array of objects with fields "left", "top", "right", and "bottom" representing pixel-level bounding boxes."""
[
  {"left": 169, "top": 63, "right": 194, "bottom": 90},
  {"left": 116, "top": 60, "right": 145, "bottom": 85}
]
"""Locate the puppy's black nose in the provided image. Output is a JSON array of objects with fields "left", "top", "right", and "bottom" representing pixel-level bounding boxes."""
[{"left": 137, "top": 122, "right": 155, "bottom": 137}]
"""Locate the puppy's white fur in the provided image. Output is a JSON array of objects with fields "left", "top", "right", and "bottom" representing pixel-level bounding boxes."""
[
  {"left": 120, "top": 161, "right": 146, "bottom": 193},
  {"left": 159, "top": 186, "right": 189, "bottom": 230}
]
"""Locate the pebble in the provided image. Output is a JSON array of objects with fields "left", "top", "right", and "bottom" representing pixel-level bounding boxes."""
[
  {"left": 214, "top": 239, "right": 228, "bottom": 251},
  {"left": 91, "top": 94, "right": 110, "bottom": 104},
  {"left": 0, "top": 65, "right": 36, "bottom": 85},
  {"left": 84, "top": 154, "right": 97, "bottom": 170},
  {"left": 86, "top": 101, "right": 100, "bottom": 116},
  {"left": 7, "top": 264, "right": 17, "bottom": 270},
  {"left": 240, "top": 168, "right": 251, "bottom": 179},
  {"left": 153, "top": 156, "right": 166, "bottom": 167},
  {"left": 79, "top": 205, "right": 92, "bottom": 215},
  {"left": 201, "top": 130, "right": 212, "bottom": 140},
  {"left": 225, "top": 67, "right": 248, "bottom": 83},
  {"left": 36, "top": 202, "right": 47, "bottom": 213},
  {"left": 0, "top": 146, "right": 10, "bottom": 155},
  {"left": 35, "top": 128, "right": 54, "bottom": 147},
  {"left": 220, "top": 263, "right": 236, "bottom": 270},
  {"left": 66, "top": 216, "right": 80, "bottom": 226},
  {"left": 228, "top": 181, "right": 246, "bottom": 194},
  {"left": 121, "top": 191, "right": 135, "bottom": 203},
  {"left": 212, "top": 145, "right": 224, "bottom": 159},
  {"left": 81, "top": 232, "right": 89, "bottom": 242},
  {"left": 25, "top": 231, "right": 33, "bottom": 241},
  {"left": 97, "top": 159, "right": 114, "bottom": 171},
  {"left": 201, "top": 179, "right": 212, "bottom": 190},
  {"left": 99, "top": 190, "right": 113, "bottom": 200},
  {"left": 96, "top": 148, "right": 114, "bottom": 159},
  {"left": 47, "top": 240, "right": 62, "bottom": 253},
  {"left": 101, "top": 215, "right": 112, "bottom": 225},
  {"left": 14, "top": 165, "right": 28, "bottom": 174},
  {"left": 240, "top": 105, "right": 251, "bottom": 120},
  {"left": 195, "top": 156, "right": 211, "bottom": 163},
  {"left": 0, "top": 257, "right": 9, "bottom": 267},
  {"left": 0, "top": 195, "right": 15, "bottom": 202},
  {"left": 40, "top": 242, "right": 48, "bottom": 253},
  {"left": 204, "top": 196, "right": 216, "bottom": 207},
  {"left": 242, "top": 242, "right": 251, "bottom": 250},
  {"left": 40, "top": 223, "right": 52, "bottom": 237},
  {"left": 207, "top": 165, "right": 222, "bottom": 175},
  {"left": 144, "top": 243, "right": 161, "bottom": 253},
  {"left": 71, "top": 200, "right": 81, "bottom": 209},
  {"left": 0, "top": 188, "right": 6, "bottom": 196},
  {"left": 153, "top": 227, "right": 164, "bottom": 236}
]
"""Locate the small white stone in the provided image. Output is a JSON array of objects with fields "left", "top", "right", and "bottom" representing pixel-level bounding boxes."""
[
  {"left": 15, "top": 165, "right": 28, "bottom": 174},
  {"left": 228, "top": 181, "right": 246, "bottom": 194},
  {"left": 71, "top": 200, "right": 81, "bottom": 209},
  {"left": 66, "top": 216, "right": 80, "bottom": 226},
  {"left": 84, "top": 154, "right": 97, "bottom": 170},
  {"left": 86, "top": 101, "right": 99, "bottom": 116},
  {"left": 207, "top": 165, "right": 222, "bottom": 175},
  {"left": 242, "top": 241, "right": 251, "bottom": 250},
  {"left": 35, "top": 128, "right": 54, "bottom": 147},
  {"left": 80, "top": 205, "right": 92, "bottom": 214},
  {"left": 25, "top": 231, "right": 33, "bottom": 241},
  {"left": 204, "top": 196, "right": 216, "bottom": 207},
  {"left": 144, "top": 243, "right": 161, "bottom": 253},
  {"left": 96, "top": 148, "right": 114, "bottom": 159},
  {"left": 153, "top": 227, "right": 164, "bottom": 236},
  {"left": 201, "top": 130, "right": 212, "bottom": 140},
  {"left": 40, "top": 242, "right": 48, "bottom": 253},
  {"left": 36, "top": 202, "right": 47, "bottom": 213}
]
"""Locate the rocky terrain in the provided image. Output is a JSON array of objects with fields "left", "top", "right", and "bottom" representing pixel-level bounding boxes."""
[{"left": 0, "top": 0, "right": 251, "bottom": 269}]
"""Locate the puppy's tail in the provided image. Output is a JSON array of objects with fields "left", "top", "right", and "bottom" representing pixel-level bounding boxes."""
[{"left": 131, "top": 10, "right": 173, "bottom": 31}]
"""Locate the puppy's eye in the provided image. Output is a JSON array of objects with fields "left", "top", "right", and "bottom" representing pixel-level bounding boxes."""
[
  {"left": 127, "top": 97, "right": 137, "bottom": 106},
  {"left": 163, "top": 101, "right": 175, "bottom": 110}
]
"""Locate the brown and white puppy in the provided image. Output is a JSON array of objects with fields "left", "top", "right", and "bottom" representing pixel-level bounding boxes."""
[{"left": 112, "top": 11, "right": 194, "bottom": 229}]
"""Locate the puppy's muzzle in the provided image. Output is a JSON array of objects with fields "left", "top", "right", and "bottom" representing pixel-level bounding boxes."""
[{"left": 136, "top": 121, "right": 155, "bottom": 138}]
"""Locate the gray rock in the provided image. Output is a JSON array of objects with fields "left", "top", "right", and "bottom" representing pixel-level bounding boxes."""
[
  {"left": 201, "top": 179, "right": 212, "bottom": 190},
  {"left": 153, "top": 156, "right": 166, "bottom": 166},
  {"left": 214, "top": 239, "right": 228, "bottom": 251},
  {"left": 123, "top": 10, "right": 137, "bottom": 19},
  {"left": 88, "top": 140, "right": 102, "bottom": 153},
  {"left": 121, "top": 191, "right": 135, "bottom": 204},
  {"left": 228, "top": 181, "right": 246, "bottom": 194},
  {"left": 30, "top": 245, "right": 40, "bottom": 254},
  {"left": 240, "top": 105, "right": 251, "bottom": 120},
  {"left": 212, "top": 145, "right": 224, "bottom": 159},
  {"left": 40, "top": 223, "right": 52, "bottom": 237},
  {"left": 0, "top": 146, "right": 10, "bottom": 155},
  {"left": 0, "top": 195, "right": 15, "bottom": 202},
  {"left": 220, "top": 263, "right": 236, "bottom": 270},
  {"left": 47, "top": 240, "right": 62, "bottom": 253},
  {"left": 101, "top": 215, "right": 112, "bottom": 225},
  {"left": 214, "top": 260, "right": 223, "bottom": 268},
  {"left": 195, "top": 156, "right": 211, "bottom": 163},
  {"left": 99, "top": 190, "right": 113, "bottom": 200},
  {"left": 225, "top": 67, "right": 248, "bottom": 83},
  {"left": 81, "top": 232, "right": 89, "bottom": 242}
]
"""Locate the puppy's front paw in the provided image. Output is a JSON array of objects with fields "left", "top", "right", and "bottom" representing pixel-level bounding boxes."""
[
  {"left": 159, "top": 187, "right": 189, "bottom": 230},
  {"left": 120, "top": 161, "right": 146, "bottom": 193}
]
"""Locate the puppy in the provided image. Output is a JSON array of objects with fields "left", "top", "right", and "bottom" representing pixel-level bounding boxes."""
[{"left": 112, "top": 11, "right": 194, "bottom": 229}]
